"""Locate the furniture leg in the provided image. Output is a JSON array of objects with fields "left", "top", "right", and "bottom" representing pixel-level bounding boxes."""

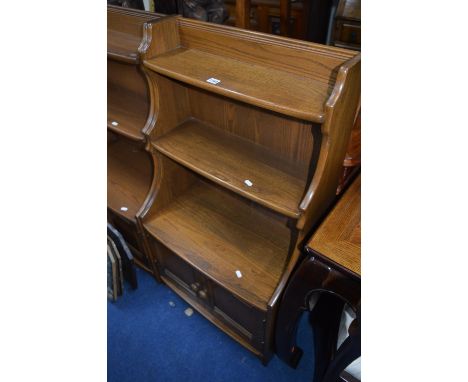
[
  {"left": 280, "top": 0, "right": 291, "bottom": 36},
  {"left": 275, "top": 258, "right": 331, "bottom": 367},
  {"left": 310, "top": 293, "right": 345, "bottom": 382},
  {"left": 236, "top": 0, "right": 251, "bottom": 28}
]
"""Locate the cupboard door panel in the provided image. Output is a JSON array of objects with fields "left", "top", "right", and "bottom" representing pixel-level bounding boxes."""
[
  {"left": 211, "top": 282, "right": 266, "bottom": 350},
  {"left": 154, "top": 241, "right": 197, "bottom": 291}
]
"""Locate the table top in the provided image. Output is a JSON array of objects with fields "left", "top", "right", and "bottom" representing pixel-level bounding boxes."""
[{"left": 306, "top": 174, "right": 361, "bottom": 277}]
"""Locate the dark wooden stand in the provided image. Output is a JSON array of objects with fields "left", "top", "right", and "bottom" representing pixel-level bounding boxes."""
[{"left": 275, "top": 175, "right": 361, "bottom": 380}]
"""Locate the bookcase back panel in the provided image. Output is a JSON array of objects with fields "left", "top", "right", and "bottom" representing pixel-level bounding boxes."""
[
  {"left": 146, "top": 153, "right": 199, "bottom": 219},
  {"left": 151, "top": 155, "right": 291, "bottom": 233},
  {"left": 187, "top": 86, "right": 316, "bottom": 169},
  {"left": 149, "top": 72, "right": 316, "bottom": 172},
  {"left": 147, "top": 73, "right": 191, "bottom": 139},
  {"left": 108, "top": 61, "right": 149, "bottom": 139},
  {"left": 107, "top": 9, "right": 155, "bottom": 36},
  {"left": 108, "top": 60, "right": 148, "bottom": 99}
]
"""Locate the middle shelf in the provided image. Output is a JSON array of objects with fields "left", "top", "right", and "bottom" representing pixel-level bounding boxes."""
[
  {"left": 108, "top": 84, "right": 148, "bottom": 140},
  {"left": 144, "top": 177, "right": 291, "bottom": 310},
  {"left": 108, "top": 137, "right": 153, "bottom": 221},
  {"left": 153, "top": 119, "right": 309, "bottom": 218}
]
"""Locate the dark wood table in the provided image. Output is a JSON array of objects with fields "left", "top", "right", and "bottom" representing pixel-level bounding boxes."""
[{"left": 275, "top": 175, "right": 361, "bottom": 382}]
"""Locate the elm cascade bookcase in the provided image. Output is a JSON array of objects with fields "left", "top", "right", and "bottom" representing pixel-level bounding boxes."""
[
  {"left": 107, "top": 6, "right": 164, "bottom": 276},
  {"left": 135, "top": 16, "right": 361, "bottom": 363}
]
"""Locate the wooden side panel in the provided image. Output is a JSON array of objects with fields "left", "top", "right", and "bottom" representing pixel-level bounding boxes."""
[
  {"left": 140, "top": 16, "right": 181, "bottom": 60},
  {"left": 298, "top": 54, "right": 361, "bottom": 235},
  {"left": 145, "top": 72, "right": 191, "bottom": 142}
]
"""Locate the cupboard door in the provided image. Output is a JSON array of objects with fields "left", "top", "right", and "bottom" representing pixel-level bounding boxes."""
[
  {"left": 335, "top": 20, "right": 361, "bottom": 47},
  {"left": 152, "top": 240, "right": 206, "bottom": 299},
  {"left": 210, "top": 282, "right": 266, "bottom": 350}
]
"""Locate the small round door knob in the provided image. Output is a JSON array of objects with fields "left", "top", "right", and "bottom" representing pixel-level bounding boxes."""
[{"left": 198, "top": 289, "right": 208, "bottom": 300}]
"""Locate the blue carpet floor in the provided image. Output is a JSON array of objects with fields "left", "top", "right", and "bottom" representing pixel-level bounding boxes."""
[{"left": 108, "top": 268, "right": 314, "bottom": 382}]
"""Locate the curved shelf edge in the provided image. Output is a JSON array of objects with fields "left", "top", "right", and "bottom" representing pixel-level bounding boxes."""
[
  {"left": 107, "top": 205, "right": 137, "bottom": 224},
  {"left": 152, "top": 142, "right": 303, "bottom": 219},
  {"left": 107, "top": 50, "right": 139, "bottom": 64},
  {"left": 107, "top": 122, "right": 145, "bottom": 142}
]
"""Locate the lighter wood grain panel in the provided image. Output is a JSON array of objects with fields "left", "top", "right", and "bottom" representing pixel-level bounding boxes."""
[
  {"left": 144, "top": 48, "right": 332, "bottom": 122},
  {"left": 144, "top": 180, "right": 291, "bottom": 310},
  {"left": 187, "top": 86, "right": 315, "bottom": 166},
  {"left": 153, "top": 119, "right": 308, "bottom": 218},
  {"left": 308, "top": 175, "right": 360, "bottom": 275}
]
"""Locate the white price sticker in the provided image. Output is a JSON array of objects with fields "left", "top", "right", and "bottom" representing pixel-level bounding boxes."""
[{"left": 206, "top": 77, "right": 221, "bottom": 85}]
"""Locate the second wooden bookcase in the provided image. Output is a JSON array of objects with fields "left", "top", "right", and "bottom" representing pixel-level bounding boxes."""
[
  {"left": 136, "top": 16, "right": 360, "bottom": 363},
  {"left": 107, "top": 6, "right": 163, "bottom": 275}
]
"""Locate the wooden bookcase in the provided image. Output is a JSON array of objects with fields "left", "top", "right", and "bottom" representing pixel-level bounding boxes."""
[
  {"left": 107, "top": 6, "right": 163, "bottom": 275},
  {"left": 135, "top": 16, "right": 360, "bottom": 363}
]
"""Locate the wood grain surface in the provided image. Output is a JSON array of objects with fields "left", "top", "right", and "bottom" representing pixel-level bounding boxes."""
[
  {"left": 153, "top": 119, "right": 308, "bottom": 218},
  {"left": 307, "top": 175, "right": 361, "bottom": 276},
  {"left": 107, "top": 83, "right": 148, "bottom": 140},
  {"left": 107, "top": 5, "right": 161, "bottom": 63},
  {"left": 134, "top": 14, "right": 361, "bottom": 363},
  {"left": 107, "top": 138, "right": 152, "bottom": 222},
  {"left": 144, "top": 47, "right": 333, "bottom": 122},
  {"left": 144, "top": 179, "right": 290, "bottom": 310}
]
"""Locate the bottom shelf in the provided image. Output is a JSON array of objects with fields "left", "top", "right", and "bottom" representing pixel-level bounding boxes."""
[
  {"left": 144, "top": 178, "right": 291, "bottom": 310},
  {"left": 107, "top": 137, "right": 152, "bottom": 222}
]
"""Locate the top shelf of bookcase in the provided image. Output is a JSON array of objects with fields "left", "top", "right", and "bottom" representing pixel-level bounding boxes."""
[
  {"left": 144, "top": 47, "right": 334, "bottom": 123},
  {"left": 107, "top": 30, "right": 142, "bottom": 64},
  {"left": 107, "top": 5, "right": 162, "bottom": 64}
]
